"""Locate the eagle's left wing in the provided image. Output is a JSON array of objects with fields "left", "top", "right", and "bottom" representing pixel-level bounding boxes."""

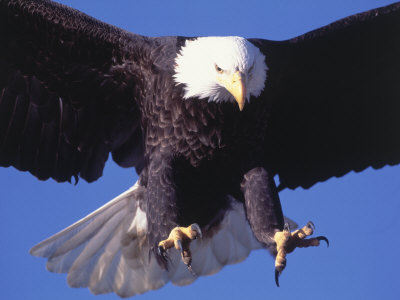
[{"left": 251, "top": 2, "right": 400, "bottom": 190}]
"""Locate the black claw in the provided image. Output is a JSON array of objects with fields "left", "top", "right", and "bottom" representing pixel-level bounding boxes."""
[
  {"left": 283, "top": 222, "right": 290, "bottom": 232},
  {"left": 275, "top": 269, "right": 280, "bottom": 287},
  {"left": 191, "top": 223, "right": 203, "bottom": 239},
  {"left": 177, "top": 240, "right": 184, "bottom": 256},
  {"left": 154, "top": 245, "right": 170, "bottom": 270},
  {"left": 317, "top": 236, "right": 330, "bottom": 247},
  {"left": 307, "top": 221, "right": 315, "bottom": 231},
  {"left": 158, "top": 246, "right": 168, "bottom": 262},
  {"left": 187, "top": 264, "right": 197, "bottom": 277},
  {"left": 73, "top": 174, "right": 79, "bottom": 185}
]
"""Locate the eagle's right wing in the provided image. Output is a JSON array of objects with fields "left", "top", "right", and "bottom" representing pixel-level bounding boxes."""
[{"left": 0, "top": 0, "right": 155, "bottom": 182}]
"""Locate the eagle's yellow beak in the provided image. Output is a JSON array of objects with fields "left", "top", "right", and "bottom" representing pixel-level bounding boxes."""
[{"left": 218, "top": 71, "right": 246, "bottom": 111}]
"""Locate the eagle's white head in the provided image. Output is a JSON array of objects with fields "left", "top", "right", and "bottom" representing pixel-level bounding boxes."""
[{"left": 174, "top": 36, "right": 267, "bottom": 110}]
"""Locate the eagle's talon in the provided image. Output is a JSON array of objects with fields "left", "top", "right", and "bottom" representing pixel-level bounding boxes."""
[
  {"left": 283, "top": 222, "right": 290, "bottom": 232},
  {"left": 273, "top": 222, "right": 328, "bottom": 285},
  {"left": 157, "top": 223, "right": 201, "bottom": 269},
  {"left": 187, "top": 264, "right": 197, "bottom": 277},
  {"left": 158, "top": 245, "right": 168, "bottom": 261},
  {"left": 306, "top": 221, "right": 315, "bottom": 230},
  {"left": 190, "top": 223, "right": 202, "bottom": 239},
  {"left": 317, "top": 236, "right": 329, "bottom": 247},
  {"left": 275, "top": 269, "right": 281, "bottom": 287},
  {"left": 177, "top": 239, "right": 184, "bottom": 256}
]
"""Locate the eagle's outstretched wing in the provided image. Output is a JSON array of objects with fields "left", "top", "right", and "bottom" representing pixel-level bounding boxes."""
[
  {"left": 0, "top": 0, "right": 153, "bottom": 182},
  {"left": 3, "top": 0, "right": 400, "bottom": 189},
  {"left": 251, "top": 2, "right": 400, "bottom": 190}
]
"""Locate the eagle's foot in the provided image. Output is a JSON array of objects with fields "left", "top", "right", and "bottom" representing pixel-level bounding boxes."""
[
  {"left": 158, "top": 223, "right": 202, "bottom": 274},
  {"left": 274, "top": 221, "right": 329, "bottom": 287}
]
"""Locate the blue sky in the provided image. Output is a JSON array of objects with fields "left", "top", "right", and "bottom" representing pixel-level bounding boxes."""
[{"left": 1, "top": 1, "right": 400, "bottom": 299}]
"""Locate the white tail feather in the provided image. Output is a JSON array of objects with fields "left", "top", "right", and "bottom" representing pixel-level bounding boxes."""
[{"left": 30, "top": 181, "right": 295, "bottom": 297}]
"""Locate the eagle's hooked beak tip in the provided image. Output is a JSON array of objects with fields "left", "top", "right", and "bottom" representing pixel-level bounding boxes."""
[
  {"left": 232, "top": 72, "right": 246, "bottom": 111},
  {"left": 238, "top": 99, "right": 245, "bottom": 111},
  {"left": 221, "top": 71, "right": 246, "bottom": 111}
]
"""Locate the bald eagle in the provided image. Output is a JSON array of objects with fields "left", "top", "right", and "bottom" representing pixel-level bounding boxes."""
[{"left": 1, "top": 0, "right": 400, "bottom": 297}]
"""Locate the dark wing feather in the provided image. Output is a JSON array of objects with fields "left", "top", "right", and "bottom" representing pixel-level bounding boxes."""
[
  {"left": 251, "top": 2, "right": 400, "bottom": 190},
  {"left": 0, "top": 0, "right": 152, "bottom": 182}
]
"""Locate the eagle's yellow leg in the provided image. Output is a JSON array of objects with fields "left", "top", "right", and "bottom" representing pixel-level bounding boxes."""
[
  {"left": 158, "top": 223, "right": 202, "bottom": 274},
  {"left": 274, "top": 221, "right": 329, "bottom": 286}
]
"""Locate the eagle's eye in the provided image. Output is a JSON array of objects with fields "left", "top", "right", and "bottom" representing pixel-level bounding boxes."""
[{"left": 215, "top": 64, "right": 223, "bottom": 74}]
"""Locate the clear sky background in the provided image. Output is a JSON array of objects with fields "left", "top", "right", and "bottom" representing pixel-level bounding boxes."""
[{"left": 1, "top": 1, "right": 400, "bottom": 300}]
